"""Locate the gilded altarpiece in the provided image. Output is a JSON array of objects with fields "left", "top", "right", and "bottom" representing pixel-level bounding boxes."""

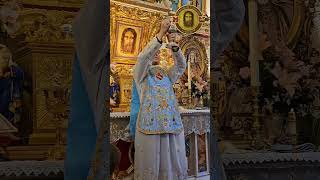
[
  {"left": 6, "top": 4, "right": 78, "bottom": 159},
  {"left": 110, "top": 0, "right": 169, "bottom": 111}
]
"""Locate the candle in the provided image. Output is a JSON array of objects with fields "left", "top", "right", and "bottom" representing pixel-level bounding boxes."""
[
  {"left": 248, "top": 0, "right": 260, "bottom": 87},
  {"left": 188, "top": 59, "right": 191, "bottom": 90}
]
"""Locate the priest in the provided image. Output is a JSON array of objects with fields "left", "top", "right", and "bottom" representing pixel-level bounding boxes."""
[{"left": 64, "top": 0, "right": 245, "bottom": 179}]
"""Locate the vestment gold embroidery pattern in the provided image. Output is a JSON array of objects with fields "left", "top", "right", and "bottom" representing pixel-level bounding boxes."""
[{"left": 137, "top": 67, "right": 183, "bottom": 134}]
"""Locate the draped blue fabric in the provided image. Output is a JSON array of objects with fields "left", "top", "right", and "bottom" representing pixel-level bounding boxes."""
[
  {"left": 129, "top": 79, "right": 140, "bottom": 137},
  {"left": 64, "top": 56, "right": 97, "bottom": 180}
]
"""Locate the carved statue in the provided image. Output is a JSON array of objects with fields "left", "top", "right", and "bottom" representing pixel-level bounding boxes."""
[
  {"left": 0, "top": 45, "right": 24, "bottom": 127},
  {"left": 110, "top": 63, "right": 120, "bottom": 108},
  {"left": 0, "top": 0, "right": 21, "bottom": 36},
  {"left": 188, "top": 50, "right": 201, "bottom": 78}
]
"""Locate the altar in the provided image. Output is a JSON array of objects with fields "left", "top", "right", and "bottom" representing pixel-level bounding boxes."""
[
  {"left": 110, "top": 109, "right": 211, "bottom": 179},
  {"left": 108, "top": 0, "right": 212, "bottom": 178}
]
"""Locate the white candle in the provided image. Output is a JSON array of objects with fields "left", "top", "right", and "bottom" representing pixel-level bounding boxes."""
[{"left": 188, "top": 59, "right": 191, "bottom": 90}]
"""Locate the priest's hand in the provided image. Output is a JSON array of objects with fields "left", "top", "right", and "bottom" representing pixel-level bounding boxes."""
[
  {"left": 167, "top": 42, "right": 180, "bottom": 52},
  {"left": 167, "top": 33, "right": 177, "bottom": 43},
  {"left": 157, "top": 18, "right": 171, "bottom": 40}
]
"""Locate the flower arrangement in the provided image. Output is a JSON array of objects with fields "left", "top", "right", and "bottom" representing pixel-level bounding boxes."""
[{"left": 191, "top": 74, "right": 209, "bottom": 107}]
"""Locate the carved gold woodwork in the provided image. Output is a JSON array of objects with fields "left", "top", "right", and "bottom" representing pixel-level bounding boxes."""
[
  {"left": 119, "top": 76, "right": 133, "bottom": 108},
  {"left": 257, "top": 0, "right": 306, "bottom": 49},
  {"left": 112, "top": 64, "right": 133, "bottom": 112},
  {"left": 179, "top": 35, "right": 209, "bottom": 79},
  {"left": 111, "top": 0, "right": 171, "bottom": 13},
  {"left": 16, "top": 8, "right": 76, "bottom": 43},
  {"left": 7, "top": 5, "right": 77, "bottom": 147},
  {"left": 13, "top": 43, "right": 74, "bottom": 145},
  {"left": 0, "top": 0, "right": 80, "bottom": 160},
  {"left": 110, "top": 1, "right": 168, "bottom": 65},
  {"left": 20, "top": 0, "right": 83, "bottom": 8},
  {"left": 110, "top": 0, "right": 169, "bottom": 111}
]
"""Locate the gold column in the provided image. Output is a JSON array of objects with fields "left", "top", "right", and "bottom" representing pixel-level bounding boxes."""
[{"left": 248, "top": 0, "right": 263, "bottom": 148}]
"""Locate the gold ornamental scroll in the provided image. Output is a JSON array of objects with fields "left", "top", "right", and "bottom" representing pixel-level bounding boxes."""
[{"left": 110, "top": 0, "right": 169, "bottom": 110}]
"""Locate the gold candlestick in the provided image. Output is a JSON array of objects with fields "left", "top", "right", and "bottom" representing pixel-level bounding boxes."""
[
  {"left": 251, "top": 86, "right": 264, "bottom": 149},
  {"left": 248, "top": 0, "right": 264, "bottom": 149}
]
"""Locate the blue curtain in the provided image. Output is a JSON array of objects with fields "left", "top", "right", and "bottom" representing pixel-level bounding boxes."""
[{"left": 64, "top": 56, "right": 97, "bottom": 180}]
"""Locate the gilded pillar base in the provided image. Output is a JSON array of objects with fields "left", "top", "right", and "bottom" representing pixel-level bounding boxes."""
[{"left": 28, "top": 132, "right": 58, "bottom": 145}]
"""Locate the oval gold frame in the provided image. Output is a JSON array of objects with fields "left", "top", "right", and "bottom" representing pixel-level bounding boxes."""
[
  {"left": 175, "top": 5, "right": 203, "bottom": 34},
  {"left": 179, "top": 35, "right": 209, "bottom": 78}
]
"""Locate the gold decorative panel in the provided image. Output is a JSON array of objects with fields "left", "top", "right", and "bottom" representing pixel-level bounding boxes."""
[
  {"left": 110, "top": 1, "right": 167, "bottom": 64},
  {"left": 20, "top": 0, "right": 84, "bottom": 8},
  {"left": 35, "top": 54, "right": 72, "bottom": 130},
  {"left": 179, "top": 35, "right": 209, "bottom": 79},
  {"left": 110, "top": 0, "right": 169, "bottom": 111},
  {"left": 16, "top": 8, "right": 76, "bottom": 43},
  {"left": 13, "top": 42, "right": 74, "bottom": 145}
]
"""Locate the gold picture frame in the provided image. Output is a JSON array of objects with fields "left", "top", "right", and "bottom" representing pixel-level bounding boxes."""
[
  {"left": 110, "top": 2, "right": 165, "bottom": 65},
  {"left": 114, "top": 22, "right": 144, "bottom": 60},
  {"left": 175, "top": 5, "right": 203, "bottom": 34}
]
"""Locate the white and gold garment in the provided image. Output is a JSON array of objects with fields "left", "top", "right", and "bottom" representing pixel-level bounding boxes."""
[{"left": 133, "top": 37, "right": 188, "bottom": 180}]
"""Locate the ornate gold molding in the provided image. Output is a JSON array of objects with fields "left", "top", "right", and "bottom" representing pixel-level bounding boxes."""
[
  {"left": 20, "top": 0, "right": 83, "bottom": 8},
  {"left": 114, "top": 64, "right": 134, "bottom": 76},
  {"left": 110, "top": 2, "right": 166, "bottom": 64},
  {"left": 15, "top": 8, "right": 76, "bottom": 43},
  {"left": 35, "top": 54, "right": 72, "bottom": 130},
  {"left": 179, "top": 35, "right": 209, "bottom": 78},
  {"left": 111, "top": 0, "right": 170, "bottom": 13}
]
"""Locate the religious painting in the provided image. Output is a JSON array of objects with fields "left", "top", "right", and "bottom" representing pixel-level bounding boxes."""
[
  {"left": 183, "top": 11, "right": 194, "bottom": 28},
  {"left": 180, "top": 36, "right": 208, "bottom": 79},
  {"left": 114, "top": 23, "right": 143, "bottom": 60},
  {"left": 175, "top": 5, "right": 202, "bottom": 34},
  {"left": 179, "top": 36, "right": 209, "bottom": 108},
  {"left": 120, "top": 28, "right": 137, "bottom": 54}
]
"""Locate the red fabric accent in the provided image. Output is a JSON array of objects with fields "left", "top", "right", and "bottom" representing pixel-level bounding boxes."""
[{"left": 115, "top": 140, "right": 133, "bottom": 171}]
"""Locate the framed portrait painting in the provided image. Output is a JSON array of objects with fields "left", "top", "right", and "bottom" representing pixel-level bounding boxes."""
[{"left": 114, "top": 22, "right": 143, "bottom": 62}]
